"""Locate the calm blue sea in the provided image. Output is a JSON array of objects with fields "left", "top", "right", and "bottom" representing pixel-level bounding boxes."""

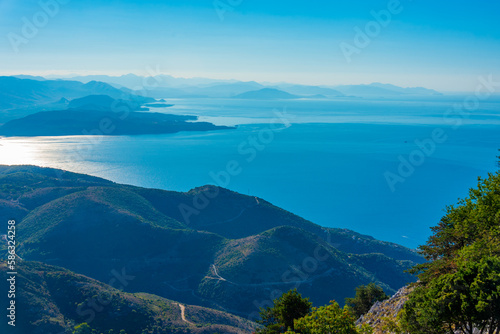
[{"left": 2, "top": 97, "right": 500, "bottom": 248}]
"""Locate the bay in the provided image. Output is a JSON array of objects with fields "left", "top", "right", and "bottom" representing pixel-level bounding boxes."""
[{"left": 2, "top": 97, "right": 500, "bottom": 248}]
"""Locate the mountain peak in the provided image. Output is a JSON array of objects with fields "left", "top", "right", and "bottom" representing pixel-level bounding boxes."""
[{"left": 233, "top": 88, "right": 299, "bottom": 99}]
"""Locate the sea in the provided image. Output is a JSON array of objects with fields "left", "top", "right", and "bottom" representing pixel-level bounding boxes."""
[{"left": 2, "top": 96, "right": 500, "bottom": 249}]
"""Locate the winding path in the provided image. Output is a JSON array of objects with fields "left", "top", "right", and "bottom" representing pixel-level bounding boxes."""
[
  {"left": 206, "top": 264, "right": 337, "bottom": 288},
  {"left": 177, "top": 303, "right": 194, "bottom": 325}
]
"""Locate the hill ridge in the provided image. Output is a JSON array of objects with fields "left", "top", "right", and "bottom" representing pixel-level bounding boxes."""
[{"left": 0, "top": 165, "right": 422, "bottom": 320}]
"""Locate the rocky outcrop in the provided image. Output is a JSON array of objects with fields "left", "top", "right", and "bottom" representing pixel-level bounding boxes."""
[
  {"left": 356, "top": 285, "right": 490, "bottom": 334},
  {"left": 356, "top": 285, "right": 413, "bottom": 332}
]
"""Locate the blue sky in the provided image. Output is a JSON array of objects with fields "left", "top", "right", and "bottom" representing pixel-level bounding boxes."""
[{"left": 0, "top": 0, "right": 499, "bottom": 91}]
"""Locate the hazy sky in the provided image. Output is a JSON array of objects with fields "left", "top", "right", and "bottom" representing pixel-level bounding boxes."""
[{"left": 0, "top": 0, "right": 499, "bottom": 91}]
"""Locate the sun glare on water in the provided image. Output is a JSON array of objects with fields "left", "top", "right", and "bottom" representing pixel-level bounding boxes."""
[{"left": 0, "top": 137, "right": 43, "bottom": 166}]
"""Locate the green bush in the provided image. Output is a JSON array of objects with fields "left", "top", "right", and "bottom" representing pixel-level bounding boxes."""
[{"left": 345, "top": 283, "right": 389, "bottom": 318}]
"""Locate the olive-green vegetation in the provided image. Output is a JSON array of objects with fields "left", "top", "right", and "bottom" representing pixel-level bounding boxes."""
[
  {"left": 258, "top": 289, "right": 373, "bottom": 334},
  {"left": 257, "top": 289, "right": 312, "bottom": 333},
  {"left": 0, "top": 261, "right": 257, "bottom": 334},
  {"left": 0, "top": 165, "right": 421, "bottom": 332},
  {"left": 345, "top": 283, "right": 389, "bottom": 318},
  {"left": 401, "top": 167, "right": 500, "bottom": 334},
  {"left": 293, "top": 301, "right": 361, "bottom": 334},
  {"left": 73, "top": 323, "right": 93, "bottom": 334}
]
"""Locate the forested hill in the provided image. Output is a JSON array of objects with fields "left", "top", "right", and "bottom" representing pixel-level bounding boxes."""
[{"left": 0, "top": 165, "right": 421, "bottom": 333}]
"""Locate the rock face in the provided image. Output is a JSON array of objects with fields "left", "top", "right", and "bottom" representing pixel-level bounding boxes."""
[
  {"left": 356, "top": 285, "right": 486, "bottom": 334},
  {"left": 356, "top": 285, "right": 414, "bottom": 332}
]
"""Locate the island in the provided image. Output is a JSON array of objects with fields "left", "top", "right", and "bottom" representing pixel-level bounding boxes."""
[
  {"left": 0, "top": 109, "right": 234, "bottom": 136},
  {"left": 144, "top": 103, "right": 175, "bottom": 108},
  {"left": 233, "top": 88, "right": 300, "bottom": 100}
]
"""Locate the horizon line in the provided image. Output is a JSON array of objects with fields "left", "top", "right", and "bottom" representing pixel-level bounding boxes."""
[{"left": 0, "top": 72, "right": 479, "bottom": 94}]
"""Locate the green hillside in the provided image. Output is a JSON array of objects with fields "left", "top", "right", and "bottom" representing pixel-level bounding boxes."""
[
  {"left": 131, "top": 185, "right": 422, "bottom": 262},
  {"left": 0, "top": 261, "right": 257, "bottom": 334},
  {"left": 0, "top": 165, "right": 422, "bottom": 321},
  {"left": 198, "top": 225, "right": 413, "bottom": 317}
]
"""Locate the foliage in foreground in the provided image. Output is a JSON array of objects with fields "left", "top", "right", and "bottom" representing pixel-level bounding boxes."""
[
  {"left": 257, "top": 289, "right": 312, "bottom": 333},
  {"left": 292, "top": 301, "right": 368, "bottom": 334},
  {"left": 258, "top": 289, "right": 374, "bottom": 334},
  {"left": 401, "top": 167, "right": 500, "bottom": 334},
  {"left": 345, "top": 283, "right": 389, "bottom": 318}
]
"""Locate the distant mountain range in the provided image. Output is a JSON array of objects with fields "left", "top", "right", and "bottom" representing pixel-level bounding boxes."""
[
  {"left": 333, "top": 83, "right": 443, "bottom": 96},
  {"left": 44, "top": 73, "right": 238, "bottom": 89},
  {"left": 0, "top": 76, "right": 152, "bottom": 110},
  {"left": 66, "top": 94, "right": 148, "bottom": 112},
  {"left": 13, "top": 74, "right": 442, "bottom": 99},
  {"left": 233, "top": 88, "right": 300, "bottom": 99},
  {"left": 0, "top": 76, "right": 154, "bottom": 123},
  {"left": 273, "top": 84, "right": 344, "bottom": 97},
  {"left": 0, "top": 75, "right": 443, "bottom": 127},
  {"left": 0, "top": 165, "right": 422, "bottom": 332}
]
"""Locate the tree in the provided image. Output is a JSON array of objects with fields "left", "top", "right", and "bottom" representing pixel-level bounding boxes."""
[
  {"left": 345, "top": 283, "right": 389, "bottom": 318},
  {"left": 403, "top": 255, "right": 500, "bottom": 334},
  {"left": 257, "top": 289, "right": 312, "bottom": 333},
  {"left": 73, "top": 323, "right": 93, "bottom": 334},
  {"left": 402, "top": 168, "right": 500, "bottom": 334},
  {"left": 294, "top": 301, "right": 359, "bottom": 334}
]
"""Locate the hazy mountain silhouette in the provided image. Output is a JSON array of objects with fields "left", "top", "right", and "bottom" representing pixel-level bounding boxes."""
[{"left": 233, "top": 88, "right": 300, "bottom": 99}]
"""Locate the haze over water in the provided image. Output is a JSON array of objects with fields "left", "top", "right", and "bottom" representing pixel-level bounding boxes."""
[{"left": 2, "top": 97, "right": 500, "bottom": 249}]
